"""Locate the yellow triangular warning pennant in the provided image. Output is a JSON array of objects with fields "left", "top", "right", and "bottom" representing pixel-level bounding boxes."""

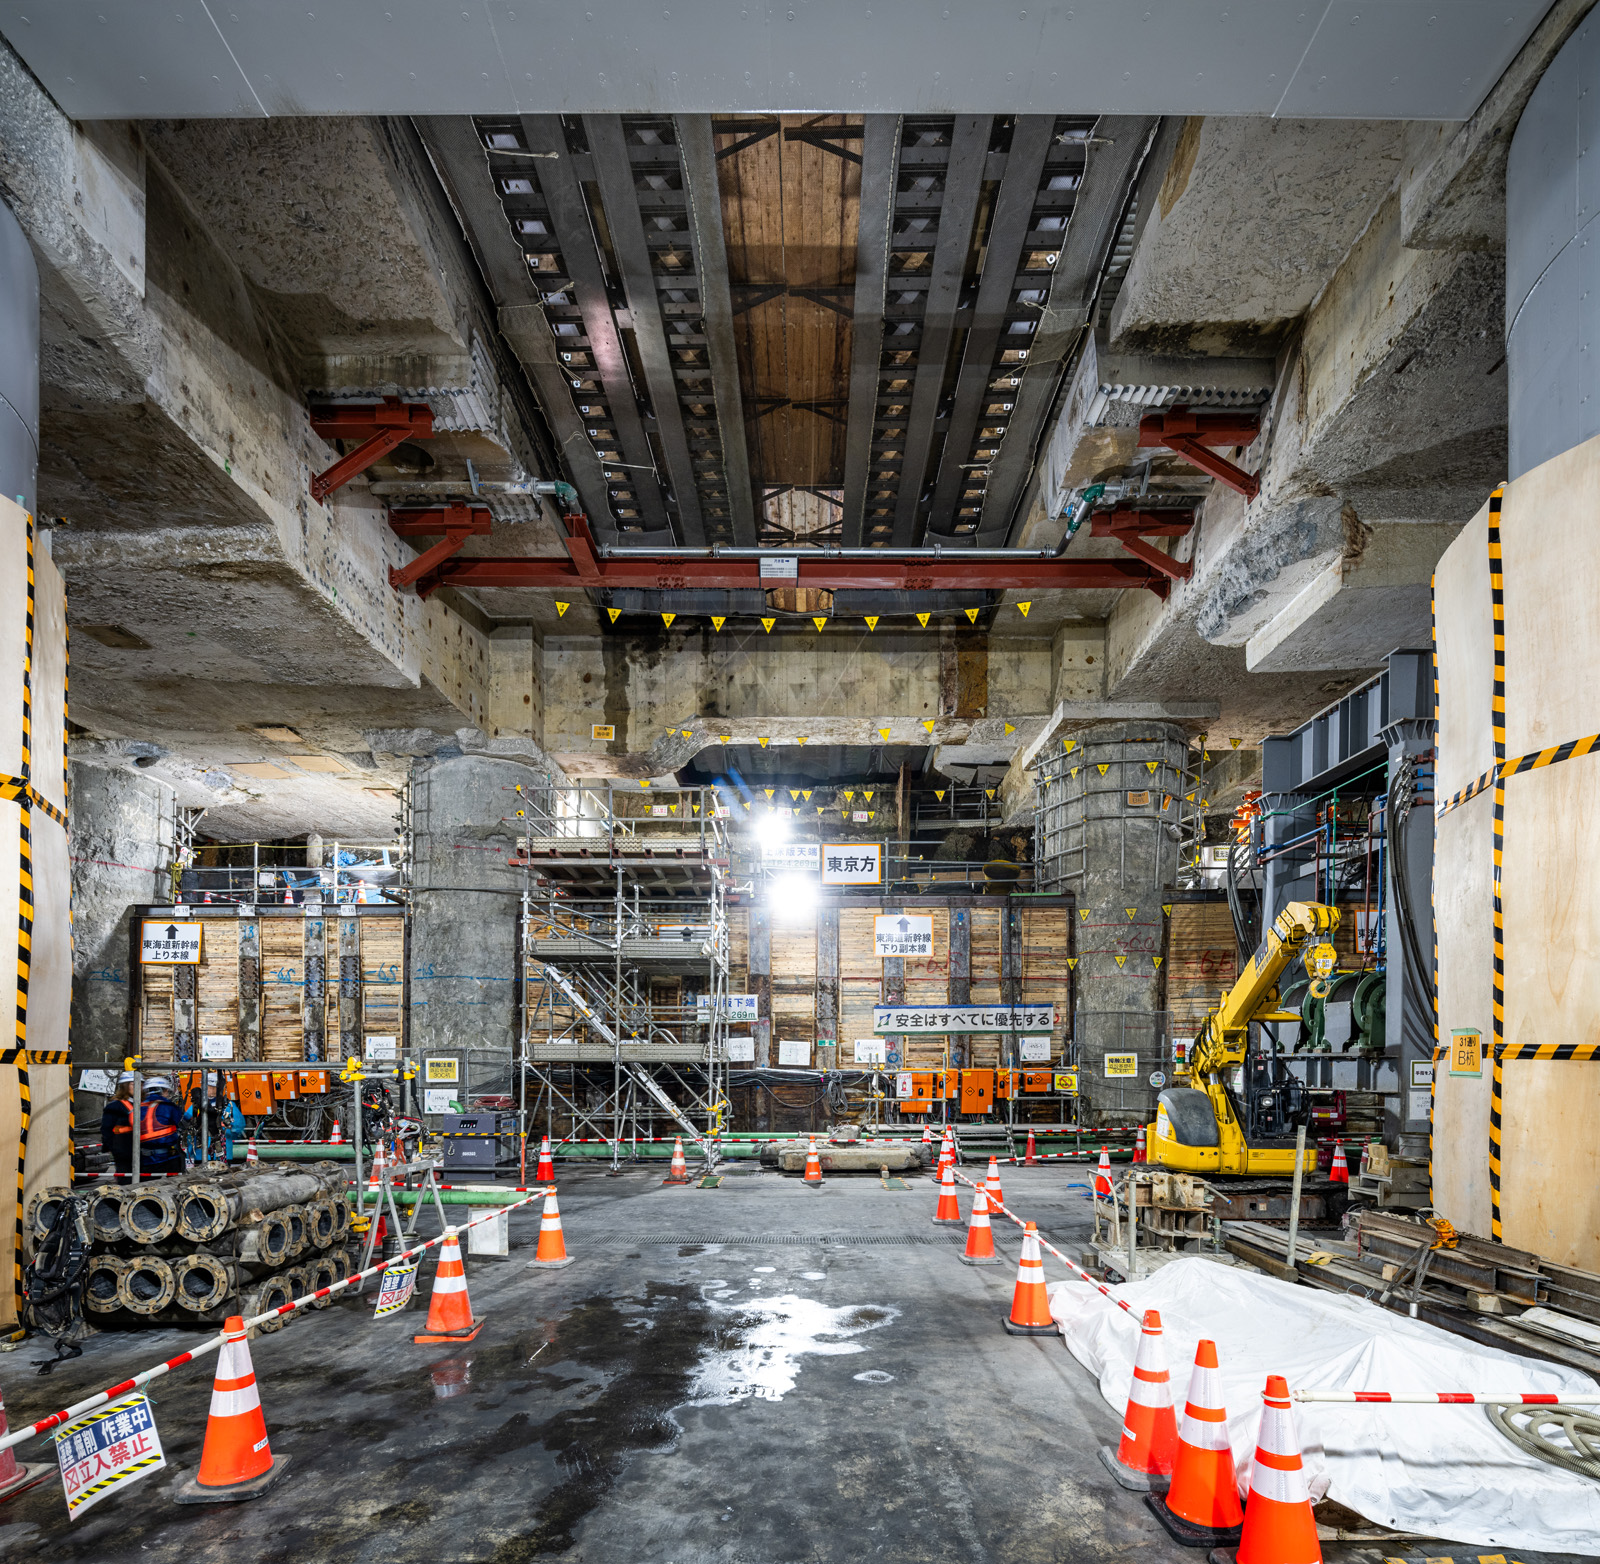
[
  {"left": 606, "top": 606, "right": 620, "bottom": 622},
  {"left": 1146, "top": 760, "right": 1158, "bottom": 773},
  {"left": 1162, "top": 903, "right": 1172, "bottom": 917},
  {"left": 1203, "top": 750, "right": 1211, "bottom": 762},
  {"left": 1017, "top": 601, "right": 1031, "bottom": 617},
  {"left": 762, "top": 617, "right": 776, "bottom": 633},
  {"left": 796, "top": 735, "right": 808, "bottom": 745},
  {"left": 662, "top": 612, "right": 676, "bottom": 628},
  {"left": 865, "top": 616, "right": 878, "bottom": 631},
  {"left": 1004, "top": 722, "right": 1015, "bottom": 734},
  {"left": 1070, "top": 766, "right": 1079, "bottom": 777},
  {"left": 864, "top": 790, "right": 875, "bottom": 802},
  {"left": 802, "top": 789, "right": 812, "bottom": 800},
  {"left": 867, "top": 811, "right": 875, "bottom": 820},
  {"left": 1097, "top": 763, "right": 1109, "bottom": 775},
  {"left": 1153, "top": 956, "right": 1163, "bottom": 969},
  {"left": 1115, "top": 955, "right": 1126, "bottom": 969},
  {"left": 935, "top": 790, "right": 946, "bottom": 801},
  {"left": 557, "top": 601, "right": 571, "bottom": 617},
  {"left": 1064, "top": 739, "right": 1075, "bottom": 752},
  {"left": 742, "top": 799, "right": 751, "bottom": 810},
  {"left": 1079, "top": 909, "right": 1090, "bottom": 923},
  {"left": 640, "top": 779, "right": 651, "bottom": 788},
  {"left": 965, "top": 607, "right": 979, "bottom": 623},
  {"left": 878, "top": 727, "right": 891, "bottom": 742},
  {"left": 764, "top": 788, "right": 774, "bottom": 800},
  {"left": 682, "top": 729, "right": 693, "bottom": 738},
  {"left": 719, "top": 734, "right": 731, "bottom": 744},
  {"left": 1067, "top": 957, "right": 1078, "bottom": 969},
  {"left": 922, "top": 719, "right": 935, "bottom": 732},
  {"left": 813, "top": 616, "right": 827, "bottom": 631},
  {"left": 817, "top": 806, "right": 824, "bottom": 815},
  {"left": 1125, "top": 908, "right": 1136, "bottom": 920},
  {"left": 844, "top": 791, "right": 855, "bottom": 802},
  {"left": 789, "top": 789, "right": 800, "bottom": 801},
  {"left": 669, "top": 804, "right": 678, "bottom": 814},
  {"left": 711, "top": 616, "right": 726, "bottom": 631},
  {"left": 759, "top": 737, "right": 770, "bottom": 748},
  {"left": 1231, "top": 737, "right": 1242, "bottom": 749},
  {"left": 916, "top": 612, "right": 930, "bottom": 627},
  {"left": 693, "top": 804, "right": 701, "bottom": 814},
  {"left": 985, "top": 788, "right": 995, "bottom": 799},
  {"left": 1185, "top": 792, "right": 1195, "bottom": 803}
]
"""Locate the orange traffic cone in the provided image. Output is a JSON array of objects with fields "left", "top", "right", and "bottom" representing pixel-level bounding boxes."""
[
  {"left": 984, "top": 1156, "right": 1005, "bottom": 1213},
  {"left": 366, "top": 1142, "right": 384, "bottom": 1195},
  {"left": 1003, "top": 1221, "right": 1055, "bottom": 1335},
  {"left": 329, "top": 1120, "right": 342, "bottom": 1146},
  {"left": 1094, "top": 1144, "right": 1113, "bottom": 1196},
  {"left": 1219, "top": 1376, "right": 1322, "bottom": 1564},
  {"left": 246, "top": 1135, "right": 259, "bottom": 1167},
  {"left": 528, "top": 1188, "right": 574, "bottom": 1269},
  {"left": 413, "top": 1234, "right": 483, "bottom": 1342},
  {"left": 662, "top": 1136, "right": 690, "bottom": 1185},
  {"left": 1025, "top": 1127, "right": 1037, "bottom": 1166},
  {"left": 932, "top": 1159, "right": 962, "bottom": 1223},
  {"left": 536, "top": 1135, "right": 555, "bottom": 1182},
  {"left": 1134, "top": 1126, "right": 1147, "bottom": 1163},
  {"left": 0, "top": 1383, "right": 46, "bottom": 1501},
  {"left": 940, "top": 1127, "right": 956, "bottom": 1167},
  {"left": 175, "top": 1315, "right": 291, "bottom": 1502},
  {"left": 920, "top": 1125, "right": 932, "bottom": 1161},
  {"left": 1146, "top": 1338, "right": 1244, "bottom": 1546},
  {"left": 959, "top": 1184, "right": 1000, "bottom": 1266},
  {"left": 1099, "top": 1308, "right": 1179, "bottom": 1491},
  {"left": 1328, "top": 1141, "right": 1348, "bottom": 1185},
  {"left": 802, "top": 1138, "right": 824, "bottom": 1185}
]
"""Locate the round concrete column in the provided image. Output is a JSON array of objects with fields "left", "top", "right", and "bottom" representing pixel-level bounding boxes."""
[
  {"left": 1507, "top": 20, "right": 1600, "bottom": 479},
  {"left": 1035, "top": 720, "right": 1186, "bottom": 1126},
  {"left": 0, "top": 197, "right": 39, "bottom": 513}
]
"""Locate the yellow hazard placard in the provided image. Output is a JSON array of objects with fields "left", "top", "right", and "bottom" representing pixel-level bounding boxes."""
[
  {"left": 425, "top": 1057, "right": 460, "bottom": 1083},
  {"left": 1449, "top": 1029, "right": 1483, "bottom": 1077},
  {"left": 1104, "top": 1053, "right": 1139, "bottom": 1078},
  {"left": 1053, "top": 1071, "right": 1078, "bottom": 1095},
  {"left": 591, "top": 724, "right": 615, "bottom": 741}
]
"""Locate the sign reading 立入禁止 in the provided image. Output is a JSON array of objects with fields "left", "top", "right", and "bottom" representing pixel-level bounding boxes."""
[
  {"left": 373, "top": 1259, "right": 418, "bottom": 1318},
  {"left": 140, "top": 920, "right": 202, "bottom": 965},
  {"left": 55, "top": 1392, "right": 166, "bottom": 1519},
  {"left": 874, "top": 914, "right": 932, "bottom": 958},
  {"left": 820, "top": 843, "right": 882, "bottom": 885},
  {"left": 872, "top": 1004, "right": 1055, "bottom": 1034}
]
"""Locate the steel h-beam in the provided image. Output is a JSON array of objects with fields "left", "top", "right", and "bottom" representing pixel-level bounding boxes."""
[
  {"left": 308, "top": 399, "right": 433, "bottom": 504},
  {"left": 676, "top": 114, "right": 758, "bottom": 545},
  {"left": 586, "top": 116, "right": 705, "bottom": 545},
  {"left": 520, "top": 114, "right": 670, "bottom": 534},
  {"left": 1137, "top": 409, "right": 1262, "bottom": 500},
  {"left": 386, "top": 503, "right": 493, "bottom": 592},
  {"left": 1088, "top": 506, "right": 1197, "bottom": 581},
  {"left": 925, "top": 115, "right": 1055, "bottom": 539},
  {"left": 892, "top": 116, "right": 991, "bottom": 546},
  {"left": 840, "top": 115, "right": 900, "bottom": 547}
]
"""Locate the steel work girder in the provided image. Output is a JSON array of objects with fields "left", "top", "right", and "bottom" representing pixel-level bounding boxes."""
[
  {"left": 1137, "top": 409, "right": 1261, "bottom": 500},
  {"left": 309, "top": 398, "right": 434, "bottom": 504},
  {"left": 1089, "top": 506, "right": 1197, "bottom": 581},
  {"left": 386, "top": 502, "right": 493, "bottom": 592}
]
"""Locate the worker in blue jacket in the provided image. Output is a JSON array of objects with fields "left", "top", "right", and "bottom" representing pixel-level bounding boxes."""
[{"left": 102, "top": 1074, "right": 186, "bottom": 1180}]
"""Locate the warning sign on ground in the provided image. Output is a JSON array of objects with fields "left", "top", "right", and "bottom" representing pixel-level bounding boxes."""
[
  {"left": 373, "top": 1260, "right": 418, "bottom": 1318},
  {"left": 140, "top": 920, "right": 202, "bottom": 965},
  {"left": 55, "top": 1392, "right": 166, "bottom": 1519}
]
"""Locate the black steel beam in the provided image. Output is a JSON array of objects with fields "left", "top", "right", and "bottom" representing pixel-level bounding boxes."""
[
  {"left": 586, "top": 116, "right": 705, "bottom": 545},
  {"left": 415, "top": 116, "right": 616, "bottom": 533},
  {"left": 979, "top": 116, "right": 1158, "bottom": 547},
  {"left": 677, "top": 114, "right": 758, "bottom": 545},
  {"left": 520, "top": 113, "right": 670, "bottom": 534},
  {"left": 841, "top": 115, "right": 900, "bottom": 547},
  {"left": 924, "top": 116, "right": 1055, "bottom": 540},
  {"left": 891, "top": 116, "right": 992, "bottom": 546}
]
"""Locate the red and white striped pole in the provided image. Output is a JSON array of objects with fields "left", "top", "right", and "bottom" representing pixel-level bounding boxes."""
[{"left": 1293, "top": 1389, "right": 1600, "bottom": 1405}]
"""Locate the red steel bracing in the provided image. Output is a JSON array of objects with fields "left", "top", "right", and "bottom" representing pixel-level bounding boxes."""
[
  {"left": 951, "top": 1168, "right": 1135, "bottom": 1316},
  {"left": 385, "top": 504, "right": 495, "bottom": 592},
  {"left": 1089, "top": 508, "right": 1197, "bottom": 583},
  {"left": 308, "top": 398, "right": 434, "bottom": 504},
  {"left": 1137, "top": 409, "right": 1261, "bottom": 501},
  {"left": 0, "top": 1187, "right": 546, "bottom": 1456}
]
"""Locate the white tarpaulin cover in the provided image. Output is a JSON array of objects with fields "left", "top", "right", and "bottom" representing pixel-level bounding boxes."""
[{"left": 1049, "top": 1257, "right": 1600, "bottom": 1553}]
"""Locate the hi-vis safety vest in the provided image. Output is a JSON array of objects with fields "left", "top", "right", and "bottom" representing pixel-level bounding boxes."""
[{"left": 109, "top": 1099, "right": 179, "bottom": 1148}]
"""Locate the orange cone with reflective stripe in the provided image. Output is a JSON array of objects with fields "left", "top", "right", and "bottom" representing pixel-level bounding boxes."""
[
  {"left": 329, "top": 1120, "right": 342, "bottom": 1146},
  {"left": 1094, "top": 1144, "right": 1112, "bottom": 1195},
  {"left": 1146, "top": 1339, "right": 1244, "bottom": 1545},
  {"left": 1003, "top": 1221, "right": 1055, "bottom": 1334},
  {"left": 984, "top": 1156, "right": 1005, "bottom": 1212},
  {"left": 413, "top": 1234, "right": 483, "bottom": 1342},
  {"left": 932, "top": 1159, "right": 961, "bottom": 1222},
  {"left": 1099, "top": 1308, "right": 1179, "bottom": 1490},
  {"left": 529, "top": 1188, "right": 574, "bottom": 1268},
  {"left": 959, "top": 1184, "right": 1000, "bottom": 1265},
  {"left": 800, "top": 1132, "right": 825, "bottom": 1183},
  {"left": 1328, "top": 1141, "right": 1348, "bottom": 1185},
  {"left": 246, "top": 1135, "right": 259, "bottom": 1167},
  {"left": 535, "top": 1135, "right": 555, "bottom": 1181},
  {"left": 662, "top": 1137, "right": 690, "bottom": 1185},
  {"left": 175, "top": 1315, "right": 291, "bottom": 1501},
  {"left": 1228, "top": 1376, "right": 1321, "bottom": 1564},
  {"left": 1134, "top": 1126, "right": 1147, "bottom": 1163},
  {"left": 938, "top": 1128, "right": 955, "bottom": 1172},
  {"left": 1025, "top": 1127, "right": 1037, "bottom": 1166},
  {"left": 0, "top": 1383, "right": 46, "bottom": 1501},
  {"left": 366, "top": 1142, "right": 384, "bottom": 1193}
]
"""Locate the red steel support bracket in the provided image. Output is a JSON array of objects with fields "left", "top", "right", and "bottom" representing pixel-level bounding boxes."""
[
  {"left": 1089, "top": 507, "right": 1197, "bottom": 581},
  {"left": 309, "top": 398, "right": 434, "bottom": 505},
  {"left": 1136, "top": 409, "right": 1261, "bottom": 500},
  {"left": 387, "top": 503, "right": 492, "bottom": 593}
]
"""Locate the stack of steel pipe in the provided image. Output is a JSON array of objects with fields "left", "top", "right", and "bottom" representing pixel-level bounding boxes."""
[{"left": 33, "top": 1161, "right": 358, "bottom": 1330}]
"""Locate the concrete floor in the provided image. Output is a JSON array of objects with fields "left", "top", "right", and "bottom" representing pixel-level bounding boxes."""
[{"left": 0, "top": 1164, "right": 1585, "bottom": 1563}]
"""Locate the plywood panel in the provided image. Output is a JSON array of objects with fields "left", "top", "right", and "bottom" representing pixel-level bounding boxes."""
[
  {"left": 1433, "top": 500, "right": 1494, "bottom": 799},
  {"left": 839, "top": 978, "right": 879, "bottom": 1054},
  {"left": 970, "top": 908, "right": 1001, "bottom": 983},
  {"left": 259, "top": 919, "right": 304, "bottom": 1062},
  {"left": 1166, "top": 901, "right": 1236, "bottom": 1037},
  {"left": 196, "top": 920, "right": 240, "bottom": 1045},
  {"left": 361, "top": 916, "right": 405, "bottom": 1041},
  {"left": 1020, "top": 906, "right": 1072, "bottom": 1056},
  {"left": 1499, "top": 1060, "right": 1600, "bottom": 1267},
  {"left": 839, "top": 908, "right": 880, "bottom": 981},
  {"left": 139, "top": 965, "right": 175, "bottom": 1061}
]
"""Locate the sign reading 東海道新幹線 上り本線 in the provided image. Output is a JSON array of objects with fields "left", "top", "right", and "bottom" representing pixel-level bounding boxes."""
[{"left": 872, "top": 1004, "right": 1055, "bottom": 1034}]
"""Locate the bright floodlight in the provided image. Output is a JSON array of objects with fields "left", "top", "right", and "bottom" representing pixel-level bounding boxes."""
[
  {"left": 769, "top": 872, "right": 817, "bottom": 919},
  {"left": 754, "top": 809, "right": 790, "bottom": 849}
]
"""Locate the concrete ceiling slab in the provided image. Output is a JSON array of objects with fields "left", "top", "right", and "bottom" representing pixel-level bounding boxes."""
[{"left": 0, "top": 1, "right": 1551, "bottom": 121}]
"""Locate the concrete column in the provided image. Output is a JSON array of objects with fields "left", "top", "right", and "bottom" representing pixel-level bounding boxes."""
[
  {"left": 0, "top": 197, "right": 38, "bottom": 513},
  {"left": 68, "top": 760, "right": 176, "bottom": 1060},
  {"left": 407, "top": 753, "right": 537, "bottom": 1062},
  {"left": 1036, "top": 721, "right": 1185, "bottom": 1125}
]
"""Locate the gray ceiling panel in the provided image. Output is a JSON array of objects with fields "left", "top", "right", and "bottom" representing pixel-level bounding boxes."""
[{"left": 0, "top": 1, "right": 1551, "bottom": 121}]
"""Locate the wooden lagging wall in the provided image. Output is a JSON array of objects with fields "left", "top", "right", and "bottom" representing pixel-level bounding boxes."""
[
  {"left": 1165, "top": 900, "right": 1237, "bottom": 1038},
  {"left": 1018, "top": 906, "right": 1072, "bottom": 1062},
  {"left": 137, "top": 913, "right": 404, "bottom": 1062}
]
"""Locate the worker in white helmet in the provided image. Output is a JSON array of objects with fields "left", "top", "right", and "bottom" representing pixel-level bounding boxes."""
[{"left": 102, "top": 1073, "right": 186, "bottom": 1181}]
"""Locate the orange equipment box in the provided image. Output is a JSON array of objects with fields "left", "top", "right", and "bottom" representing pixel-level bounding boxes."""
[
  {"left": 898, "top": 1070, "right": 935, "bottom": 1112},
  {"left": 236, "top": 1072, "right": 274, "bottom": 1116},
  {"left": 994, "top": 1068, "right": 1019, "bottom": 1100},
  {"left": 1023, "top": 1069, "right": 1055, "bottom": 1094},
  {"left": 935, "top": 1068, "right": 961, "bottom": 1101},
  {"left": 959, "top": 1068, "right": 995, "bottom": 1115},
  {"left": 270, "top": 1071, "right": 299, "bottom": 1102},
  {"left": 297, "top": 1068, "right": 330, "bottom": 1095}
]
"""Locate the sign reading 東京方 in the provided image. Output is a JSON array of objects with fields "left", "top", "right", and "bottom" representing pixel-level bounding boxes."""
[
  {"left": 820, "top": 843, "right": 882, "bottom": 885},
  {"left": 872, "top": 1004, "right": 1056, "bottom": 1034}
]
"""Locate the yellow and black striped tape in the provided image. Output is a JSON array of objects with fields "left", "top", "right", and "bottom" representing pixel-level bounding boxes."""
[
  {"left": 12, "top": 514, "right": 34, "bottom": 1315},
  {"left": 1434, "top": 732, "right": 1600, "bottom": 818},
  {"left": 1487, "top": 487, "right": 1506, "bottom": 1240},
  {"left": 0, "top": 777, "right": 64, "bottom": 829},
  {"left": 1497, "top": 1040, "right": 1600, "bottom": 1063}
]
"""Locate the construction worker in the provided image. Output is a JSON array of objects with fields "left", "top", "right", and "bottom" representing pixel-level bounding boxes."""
[{"left": 102, "top": 1073, "right": 186, "bottom": 1181}]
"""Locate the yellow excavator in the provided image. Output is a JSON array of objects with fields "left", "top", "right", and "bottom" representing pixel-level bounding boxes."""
[{"left": 1147, "top": 901, "right": 1340, "bottom": 1176}]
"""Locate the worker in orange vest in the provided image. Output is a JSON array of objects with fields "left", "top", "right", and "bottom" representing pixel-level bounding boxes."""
[{"left": 102, "top": 1074, "right": 185, "bottom": 1180}]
